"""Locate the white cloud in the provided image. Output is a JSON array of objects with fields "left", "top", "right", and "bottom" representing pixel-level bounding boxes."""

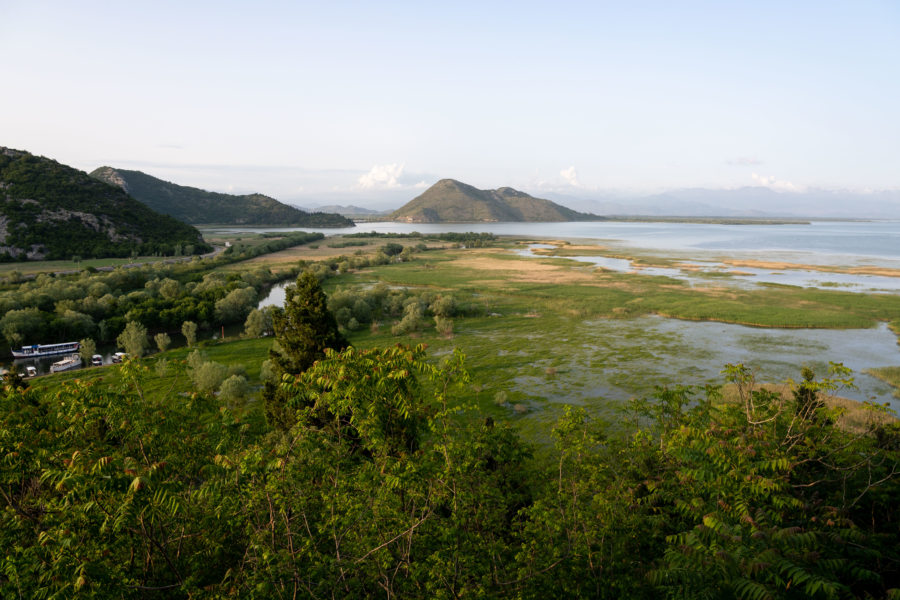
[
  {"left": 560, "top": 166, "right": 580, "bottom": 187},
  {"left": 358, "top": 163, "right": 405, "bottom": 189},
  {"left": 727, "top": 156, "right": 763, "bottom": 166},
  {"left": 751, "top": 172, "right": 804, "bottom": 192}
]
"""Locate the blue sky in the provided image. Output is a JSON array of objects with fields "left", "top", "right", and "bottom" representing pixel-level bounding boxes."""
[{"left": 1, "top": 1, "right": 898, "bottom": 207}]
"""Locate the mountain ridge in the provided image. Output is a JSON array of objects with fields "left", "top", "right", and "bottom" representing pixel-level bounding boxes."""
[
  {"left": 0, "top": 147, "right": 209, "bottom": 261},
  {"left": 541, "top": 186, "right": 900, "bottom": 219},
  {"left": 390, "top": 179, "right": 603, "bottom": 223},
  {"left": 91, "top": 167, "right": 353, "bottom": 227}
]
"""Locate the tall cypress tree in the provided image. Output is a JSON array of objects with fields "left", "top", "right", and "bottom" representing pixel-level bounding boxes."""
[{"left": 263, "top": 271, "right": 348, "bottom": 430}]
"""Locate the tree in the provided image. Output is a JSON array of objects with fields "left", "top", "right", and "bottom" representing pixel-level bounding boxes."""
[
  {"left": 263, "top": 271, "right": 347, "bottom": 430},
  {"left": 116, "top": 320, "right": 149, "bottom": 357},
  {"left": 243, "top": 308, "right": 266, "bottom": 338},
  {"left": 214, "top": 286, "right": 257, "bottom": 323},
  {"left": 154, "top": 332, "right": 171, "bottom": 353},
  {"left": 238, "top": 345, "right": 534, "bottom": 597},
  {"left": 181, "top": 320, "right": 198, "bottom": 347},
  {"left": 391, "top": 300, "right": 426, "bottom": 335},
  {"left": 56, "top": 310, "right": 95, "bottom": 339},
  {"left": 78, "top": 338, "right": 96, "bottom": 363},
  {"left": 158, "top": 278, "right": 180, "bottom": 300},
  {"left": 190, "top": 360, "right": 227, "bottom": 392},
  {"left": 219, "top": 374, "right": 249, "bottom": 402},
  {"left": 1, "top": 307, "right": 46, "bottom": 347}
]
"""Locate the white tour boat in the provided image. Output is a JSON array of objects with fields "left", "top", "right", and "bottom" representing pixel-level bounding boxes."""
[
  {"left": 12, "top": 341, "right": 80, "bottom": 359},
  {"left": 49, "top": 354, "right": 82, "bottom": 373}
]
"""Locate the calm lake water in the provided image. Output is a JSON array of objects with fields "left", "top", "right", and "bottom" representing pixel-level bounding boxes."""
[{"left": 205, "top": 219, "right": 900, "bottom": 266}]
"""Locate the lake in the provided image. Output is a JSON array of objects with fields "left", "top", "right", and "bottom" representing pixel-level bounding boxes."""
[{"left": 205, "top": 218, "right": 900, "bottom": 266}]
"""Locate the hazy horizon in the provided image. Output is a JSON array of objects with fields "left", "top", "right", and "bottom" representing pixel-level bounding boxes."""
[{"left": 2, "top": 1, "right": 898, "bottom": 213}]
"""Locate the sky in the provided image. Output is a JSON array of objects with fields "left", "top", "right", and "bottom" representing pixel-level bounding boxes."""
[{"left": 1, "top": 1, "right": 898, "bottom": 209}]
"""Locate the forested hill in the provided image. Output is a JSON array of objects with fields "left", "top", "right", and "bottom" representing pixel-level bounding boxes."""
[
  {"left": 390, "top": 178, "right": 604, "bottom": 222},
  {"left": 0, "top": 147, "right": 210, "bottom": 261},
  {"left": 91, "top": 167, "right": 354, "bottom": 227}
]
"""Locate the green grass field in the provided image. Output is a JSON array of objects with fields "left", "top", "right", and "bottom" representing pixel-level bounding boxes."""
[{"left": 28, "top": 241, "right": 900, "bottom": 443}]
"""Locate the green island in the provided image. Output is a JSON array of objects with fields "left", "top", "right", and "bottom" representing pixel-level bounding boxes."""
[{"left": 3, "top": 231, "right": 900, "bottom": 598}]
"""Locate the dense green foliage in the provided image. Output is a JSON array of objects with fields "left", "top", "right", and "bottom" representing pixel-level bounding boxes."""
[
  {"left": 2, "top": 343, "right": 899, "bottom": 598},
  {"left": 90, "top": 167, "right": 353, "bottom": 227},
  {"left": 390, "top": 178, "right": 602, "bottom": 222},
  {"left": 0, "top": 258, "right": 288, "bottom": 349},
  {"left": 328, "top": 283, "right": 481, "bottom": 334},
  {"left": 0, "top": 148, "right": 210, "bottom": 261}
]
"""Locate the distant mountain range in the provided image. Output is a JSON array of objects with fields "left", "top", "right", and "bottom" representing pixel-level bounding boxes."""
[
  {"left": 542, "top": 187, "right": 900, "bottom": 219},
  {"left": 390, "top": 179, "right": 602, "bottom": 223},
  {"left": 304, "top": 204, "right": 385, "bottom": 217},
  {"left": 0, "top": 147, "right": 209, "bottom": 261},
  {"left": 91, "top": 167, "right": 353, "bottom": 227}
]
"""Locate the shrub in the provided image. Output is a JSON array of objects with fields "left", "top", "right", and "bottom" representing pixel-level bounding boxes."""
[
  {"left": 117, "top": 320, "right": 149, "bottom": 357},
  {"left": 191, "top": 360, "right": 228, "bottom": 393},
  {"left": 430, "top": 295, "right": 456, "bottom": 318},
  {"left": 219, "top": 374, "right": 249, "bottom": 402},
  {"left": 392, "top": 302, "right": 427, "bottom": 336},
  {"left": 154, "top": 332, "right": 171, "bottom": 353},
  {"left": 381, "top": 242, "right": 404, "bottom": 256},
  {"left": 434, "top": 316, "right": 454, "bottom": 338},
  {"left": 78, "top": 338, "right": 97, "bottom": 363},
  {"left": 182, "top": 320, "right": 198, "bottom": 347}
]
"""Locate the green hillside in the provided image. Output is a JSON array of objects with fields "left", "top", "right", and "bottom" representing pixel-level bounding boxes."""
[
  {"left": 91, "top": 167, "right": 353, "bottom": 227},
  {"left": 390, "top": 178, "right": 604, "bottom": 222},
  {"left": 0, "top": 148, "right": 210, "bottom": 261}
]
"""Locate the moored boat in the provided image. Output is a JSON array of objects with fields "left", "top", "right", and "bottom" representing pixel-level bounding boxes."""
[
  {"left": 50, "top": 354, "right": 82, "bottom": 373},
  {"left": 91, "top": 354, "right": 103, "bottom": 366},
  {"left": 12, "top": 341, "right": 80, "bottom": 359}
]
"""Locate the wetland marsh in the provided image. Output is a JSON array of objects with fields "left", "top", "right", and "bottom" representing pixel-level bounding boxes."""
[{"left": 250, "top": 222, "right": 900, "bottom": 428}]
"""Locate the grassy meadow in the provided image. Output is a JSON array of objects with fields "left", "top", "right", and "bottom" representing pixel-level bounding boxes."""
[{"left": 28, "top": 234, "right": 900, "bottom": 444}]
